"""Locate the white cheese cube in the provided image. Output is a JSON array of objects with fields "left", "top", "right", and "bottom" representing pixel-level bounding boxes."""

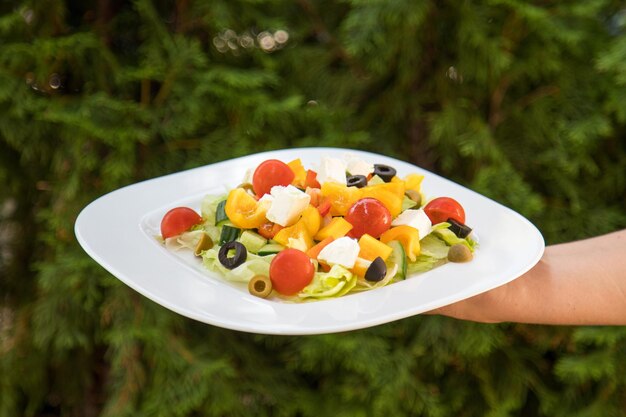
[
  {"left": 391, "top": 209, "right": 432, "bottom": 239},
  {"left": 343, "top": 154, "right": 374, "bottom": 177},
  {"left": 317, "top": 236, "right": 360, "bottom": 269},
  {"left": 265, "top": 185, "right": 311, "bottom": 227},
  {"left": 258, "top": 193, "right": 274, "bottom": 211},
  {"left": 316, "top": 157, "right": 347, "bottom": 185}
]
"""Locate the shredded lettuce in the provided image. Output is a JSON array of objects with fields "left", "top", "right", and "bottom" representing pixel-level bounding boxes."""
[
  {"left": 420, "top": 234, "right": 450, "bottom": 258},
  {"left": 431, "top": 227, "right": 477, "bottom": 251},
  {"left": 201, "top": 193, "right": 226, "bottom": 221},
  {"left": 199, "top": 193, "right": 227, "bottom": 242},
  {"left": 164, "top": 230, "right": 206, "bottom": 252},
  {"left": 353, "top": 264, "right": 399, "bottom": 291},
  {"left": 201, "top": 247, "right": 275, "bottom": 283},
  {"left": 407, "top": 255, "right": 444, "bottom": 274},
  {"left": 299, "top": 265, "right": 357, "bottom": 299}
]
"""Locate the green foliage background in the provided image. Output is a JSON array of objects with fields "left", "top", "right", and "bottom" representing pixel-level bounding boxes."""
[{"left": 1, "top": 0, "right": 626, "bottom": 416}]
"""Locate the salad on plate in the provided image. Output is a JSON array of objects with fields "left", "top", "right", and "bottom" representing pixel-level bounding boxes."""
[{"left": 159, "top": 155, "right": 477, "bottom": 301}]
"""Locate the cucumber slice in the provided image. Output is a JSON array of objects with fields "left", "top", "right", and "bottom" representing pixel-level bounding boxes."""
[
  {"left": 257, "top": 243, "right": 285, "bottom": 256},
  {"left": 215, "top": 200, "right": 229, "bottom": 226},
  {"left": 386, "top": 240, "right": 407, "bottom": 280},
  {"left": 219, "top": 225, "right": 241, "bottom": 245},
  {"left": 239, "top": 230, "right": 267, "bottom": 254}
]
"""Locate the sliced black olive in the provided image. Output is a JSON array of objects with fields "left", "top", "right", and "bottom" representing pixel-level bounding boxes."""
[
  {"left": 373, "top": 164, "right": 396, "bottom": 182},
  {"left": 448, "top": 243, "right": 473, "bottom": 263},
  {"left": 218, "top": 241, "right": 247, "bottom": 269},
  {"left": 346, "top": 174, "right": 367, "bottom": 188},
  {"left": 248, "top": 275, "right": 273, "bottom": 298},
  {"left": 447, "top": 218, "right": 473, "bottom": 239},
  {"left": 364, "top": 257, "right": 387, "bottom": 282}
]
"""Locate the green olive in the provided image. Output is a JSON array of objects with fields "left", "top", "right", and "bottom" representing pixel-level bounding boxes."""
[
  {"left": 405, "top": 190, "right": 422, "bottom": 207},
  {"left": 194, "top": 232, "right": 214, "bottom": 256},
  {"left": 248, "top": 275, "right": 273, "bottom": 298},
  {"left": 447, "top": 243, "right": 473, "bottom": 263}
]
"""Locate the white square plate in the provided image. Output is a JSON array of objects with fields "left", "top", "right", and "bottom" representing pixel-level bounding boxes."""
[{"left": 75, "top": 148, "right": 544, "bottom": 335}]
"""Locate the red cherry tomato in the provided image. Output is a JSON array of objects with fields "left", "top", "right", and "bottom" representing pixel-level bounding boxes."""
[
  {"left": 345, "top": 198, "right": 392, "bottom": 239},
  {"left": 423, "top": 197, "right": 465, "bottom": 225},
  {"left": 160, "top": 207, "right": 202, "bottom": 239},
  {"left": 269, "top": 249, "right": 315, "bottom": 295},
  {"left": 252, "top": 159, "right": 295, "bottom": 197}
]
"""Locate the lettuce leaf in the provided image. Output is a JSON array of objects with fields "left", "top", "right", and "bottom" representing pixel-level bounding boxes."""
[
  {"left": 299, "top": 265, "right": 357, "bottom": 299},
  {"left": 201, "top": 247, "right": 275, "bottom": 283},
  {"left": 164, "top": 230, "right": 206, "bottom": 252}
]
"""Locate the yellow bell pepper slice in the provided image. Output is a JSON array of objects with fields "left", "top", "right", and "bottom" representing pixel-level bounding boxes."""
[
  {"left": 314, "top": 217, "right": 353, "bottom": 241},
  {"left": 379, "top": 225, "right": 421, "bottom": 261},
  {"left": 300, "top": 205, "right": 322, "bottom": 236},
  {"left": 225, "top": 188, "right": 268, "bottom": 229},
  {"left": 288, "top": 159, "right": 307, "bottom": 189},
  {"left": 273, "top": 219, "right": 314, "bottom": 251},
  {"left": 358, "top": 234, "right": 393, "bottom": 261},
  {"left": 404, "top": 173, "right": 424, "bottom": 193},
  {"left": 320, "top": 182, "right": 363, "bottom": 216},
  {"left": 360, "top": 181, "right": 405, "bottom": 217}
]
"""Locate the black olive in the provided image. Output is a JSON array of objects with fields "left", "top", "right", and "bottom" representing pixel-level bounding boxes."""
[
  {"left": 346, "top": 175, "right": 367, "bottom": 188},
  {"left": 447, "top": 218, "right": 472, "bottom": 239},
  {"left": 364, "top": 257, "right": 387, "bottom": 282},
  {"left": 373, "top": 164, "right": 397, "bottom": 182},
  {"left": 218, "top": 241, "right": 247, "bottom": 269}
]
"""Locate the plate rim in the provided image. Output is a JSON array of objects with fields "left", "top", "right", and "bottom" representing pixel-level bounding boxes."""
[{"left": 75, "top": 147, "right": 545, "bottom": 335}]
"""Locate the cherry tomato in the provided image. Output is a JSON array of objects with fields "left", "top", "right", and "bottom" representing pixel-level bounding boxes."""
[
  {"left": 269, "top": 249, "right": 315, "bottom": 295},
  {"left": 160, "top": 207, "right": 202, "bottom": 239},
  {"left": 345, "top": 198, "right": 392, "bottom": 239},
  {"left": 252, "top": 159, "right": 295, "bottom": 197},
  {"left": 423, "top": 197, "right": 465, "bottom": 225}
]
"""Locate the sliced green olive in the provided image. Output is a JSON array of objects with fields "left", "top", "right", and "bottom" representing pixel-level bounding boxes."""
[
  {"left": 405, "top": 190, "right": 422, "bottom": 207},
  {"left": 447, "top": 243, "right": 473, "bottom": 263},
  {"left": 194, "top": 232, "right": 214, "bottom": 256},
  {"left": 248, "top": 275, "right": 273, "bottom": 298}
]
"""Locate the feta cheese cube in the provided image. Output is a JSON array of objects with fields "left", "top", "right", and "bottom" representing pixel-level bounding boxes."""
[
  {"left": 316, "top": 157, "right": 347, "bottom": 185},
  {"left": 343, "top": 154, "right": 374, "bottom": 177},
  {"left": 265, "top": 185, "right": 311, "bottom": 227},
  {"left": 391, "top": 209, "right": 432, "bottom": 239},
  {"left": 317, "top": 236, "right": 360, "bottom": 269}
]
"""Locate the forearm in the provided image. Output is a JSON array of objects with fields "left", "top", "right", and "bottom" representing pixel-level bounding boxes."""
[{"left": 431, "top": 229, "right": 626, "bottom": 325}]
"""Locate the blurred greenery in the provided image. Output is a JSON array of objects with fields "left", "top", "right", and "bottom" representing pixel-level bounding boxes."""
[{"left": 1, "top": 0, "right": 625, "bottom": 416}]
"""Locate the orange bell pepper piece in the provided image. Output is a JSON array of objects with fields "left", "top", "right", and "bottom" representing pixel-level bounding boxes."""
[
  {"left": 320, "top": 182, "right": 363, "bottom": 216},
  {"left": 225, "top": 188, "right": 268, "bottom": 229},
  {"left": 360, "top": 181, "right": 405, "bottom": 217},
  {"left": 379, "top": 225, "right": 421, "bottom": 261},
  {"left": 358, "top": 234, "right": 393, "bottom": 261},
  {"left": 273, "top": 219, "right": 314, "bottom": 251},
  {"left": 306, "top": 236, "right": 334, "bottom": 259},
  {"left": 314, "top": 217, "right": 353, "bottom": 241},
  {"left": 288, "top": 159, "right": 307, "bottom": 188}
]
